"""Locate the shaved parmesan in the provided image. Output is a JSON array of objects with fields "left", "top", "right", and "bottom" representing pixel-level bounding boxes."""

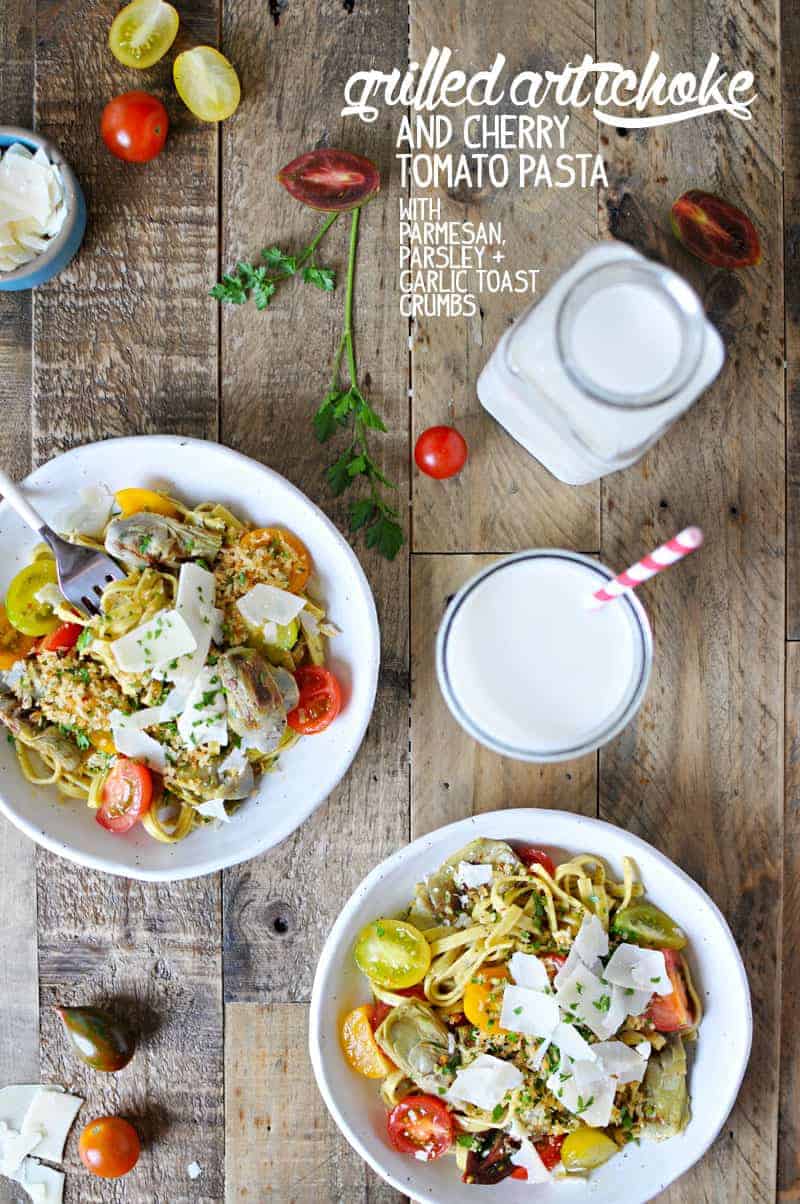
[
  {"left": 554, "top": 965, "right": 616, "bottom": 1039},
  {"left": 546, "top": 1062, "right": 616, "bottom": 1128},
  {"left": 0, "top": 143, "right": 66, "bottom": 273},
  {"left": 554, "top": 942, "right": 598, "bottom": 991},
  {"left": 0, "top": 1087, "right": 47, "bottom": 1130},
  {"left": 616, "top": 984, "right": 654, "bottom": 1017},
  {"left": 12, "top": 1158, "right": 64, "bottom": 1204},
  {"left": 572, "top": 912, "right": 609, "bottom": 965},
  {"left": 0, "top": 1123, "right": 43, "bottom": 1175},
  {"left": 218, "top": 746, "right": 254, "bottom": 800},
  {"left": 194, "top": 798, "right": 231, "bottom": 825},
  {"left": 591, "top": 1040, "right": 649, "bottom": 1084},
  {"left": 604, "top": 945, "right": 671, "bottom": 995},
  {"left": 110, "top": 609, "right": 197, "bottom": 675},
  {"left": 448, "top": 1054, "right": 524, "bottom": 1111},
  {"left": 527, "top": 1039, "right": 551, "bottom": 1071},
  {"left": 110, "top": 710, "right": 166, "bottom": 773},
  {"left": 508, "top": 952, "right": 549, "bottom": 992},
  {"left": 161, "top": 563, "right": 217, "bottom": 697},
  {"left": 550, "top": 1021, "right": 596, "bottom": 1063},
  {"left": 510, "top": 1136, "right": 551, "bottom": 1183},
  {"left": 454, "top": 862, "right": 493, "bottom": 890},
  {"left": 177, "top": 665, "right": 227, "bottom": 749},
  {"left": 55, "top": 485, "right": 113, "bottom": 539},
  {"left": 20, "top": 1088, "right": 81, "bottom": 1164},
  {"left": 499, "top": 984, "right": 559, "bottom": 1038},
  {"left": 236, "top": 583, "right": 306, "bottom": 629}
]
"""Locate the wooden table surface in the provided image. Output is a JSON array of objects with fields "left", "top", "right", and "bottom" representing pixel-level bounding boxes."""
[{"left": 0, "top": 1, "right": 795, "bottom": 1201}]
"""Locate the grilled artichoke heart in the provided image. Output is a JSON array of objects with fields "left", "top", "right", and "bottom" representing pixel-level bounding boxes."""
[
  {"left": 641, "top": 1035, "right": 691, "bottom": 1138},
  {"left": 0, "top": 699, "right": 83, "bottom": 771},
  {"left": 218, "top": 647, "right": 287, "bottom": 754},
  {"left": 105, "top": 513, "right": 222, "bottom": 570},
  {"left": 408, "top": 838, "right": 521, "bottom": 929},
  {"left": 374, "top": 1000, "right": 454, "bottom": 1095}
]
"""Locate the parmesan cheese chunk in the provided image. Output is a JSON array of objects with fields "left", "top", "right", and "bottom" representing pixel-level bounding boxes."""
[
  {"left": 12, "top": 1159, "right": 64, "bottom": 1204},
  {"left": 454, "top": 862, "right": 493, "bottom": 890},
  {"left": 236, "top": 583, "right": 306, "bottom": 630},
  {"left": 553, "top": 942, "right": 601, "bottom": 991},
  {"left": 499, "top": 984, "right": 559, "bottom": 1039},
  {"left": 546, "top": 1061, "right": 616, "bottom": 1128},
  {"left": 603, "top": 944, "right": 671, "bottom": 995},
  {"left": 177, "top": 665, "right": 227, "bottom": 749},
  {"left": 591, "top": 1040, "right": 650, "bottom": 1084},
  {"left": 572, "top": 912, "right": 609, "bottom": 965},
  {"left": 161, "top": 563, "right": 217, "bottom": 697},
  {"left": 20, "top": 1088, "right": 82, "bottom": 1164},
  {"left": 550, "top": 1021, "right": 596, "bottom": 1064},
  {"left": 0, "top": 1123, "right": 43, "bottom": 1176},
  {"left": 448, "top": 1054, "right": 524, "bottom": 1111},
  {"left": 55, "top": 485, "right": 113, "bottom": 539},
  {"left": 554, "top": 965, "right": 616, "bottom": 1039},
  {"left": 508, "top": 952, "right": 549, "bottom": 992},
  {"left": 110, "top": 710, "right": 166, "bottom": 773},
  {"left": 110, "top": 610, "right": 197, "bottom": 675},
  {"left": 194, "top": 798, "right": 231, "bottom": 825},
  {"left": 510, "top": 1136, "right": 551, "bottom": 1183}
]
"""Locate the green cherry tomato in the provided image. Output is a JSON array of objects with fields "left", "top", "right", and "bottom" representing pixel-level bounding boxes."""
[
  {"left": 612, "top": 902, "right": 687, "bottom": 950},
  {"left": 57, "top": 1006, "right": 136, "bottom": 1072},
  {"left": 354, "top": 919, "right": 431, "bottom": 989},
  {"left": 5, "top": 560, "right": 60, "bottom": 635}
]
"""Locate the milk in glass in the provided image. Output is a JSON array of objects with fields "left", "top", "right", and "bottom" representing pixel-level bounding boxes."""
[{"left": 477, "top": 244, "right": 724, "bottom": 485}]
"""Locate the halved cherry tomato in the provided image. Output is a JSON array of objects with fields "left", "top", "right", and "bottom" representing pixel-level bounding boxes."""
[
  {"left": 109, "top": 0, "right": 179, "bottom": 69},
  {"left": 287, "top": 665, "right": 341, "bottom": 734},
  {"left": 535, "top": 1134, "right": 566, "bottom": 1171},
  {"left": 90, "top": 731, "right": 116, "bottom": 756},
  {"left": 511, "top": 1167, "right": 528, "bottom": 1180},
  {"left": 101, "top": 92, "right": 169, "bottom": 164},
  {"left": 517, "top": 846, "right": 556, "bottom": 878},
  {"left": 240, "top": 526, "right": 311, "bottom": 593},
  {"left": 340, "top": 1005, "right": 392, "bottom": 1078},
  {"left": 463, "top": 965, "right": 509, "bottom": 1034},
  {"left": 39, "top": 622, "right": 82, "bottom": 653},
  {"left": 646, "top": 949, "right": 695, "bottom": 1033},
  {"left": 173, "top": 46, "right": 241, "bottom": 123},
  {"left": 78, "top": 1116, "right": 140, "bottom": 1178},
  {"left": 0, "top": 605, "right": 36, "bottom": 668},
  {"left": 5, "top": 560, "right": 60, "bottom": 636},
  {"left": 612, "top": 902, "right": 687, "bottom": 950},
  {"left": 387, "top": 1094, "right": 454, "bottom": 1160},
  {"left": 354, "top": 919, "right": 431, "bottom": 990},
  {"left": 278, "top": 149, "right": 381, "bottom": 212},
  {"left": 414, "top": 426, "right": 468, "bottom": 479},
  {"left": 114, "top": 488, "right": 178, "bottom": 519},
  {"left": 97, "top": 758, "right": 153, "bottom": 834}
]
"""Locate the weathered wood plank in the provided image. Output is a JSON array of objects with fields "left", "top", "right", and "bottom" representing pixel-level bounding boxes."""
[
  {"left": 31, "top": 2, "right": 223, "bottom": 1201},
  {"left": 225, "top": 1003, "right": 400, "bottom": 1203},
  {"left": 0, "top": 0, "right": 37, "bottom": 1090},
  {"left": 785, "top": 0, "right": 800, "bottom": 636},
  {"left": 782, "top": 643, "right": 800, "bottom": 1199},
  {"left": 220, "top": 0, "right": 409, "bottom": 1008},
  {"left": 409, "top": 0, "right": 599, "bottom": 553},
  {"left": 595, "top": 6, "right": 784, "bottom": 1202},
  {"left": 411, "top": 554, "right": 596, "bottom": 838}
]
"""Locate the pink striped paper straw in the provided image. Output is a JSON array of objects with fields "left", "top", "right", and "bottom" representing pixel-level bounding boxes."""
[{"left": 590, "top": 527, "right": 704, "bottom": 606}]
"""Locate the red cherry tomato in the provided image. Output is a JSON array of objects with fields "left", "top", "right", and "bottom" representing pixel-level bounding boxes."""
[
  {"left": 511, "top": 1167, "right": 528, "bottom": 1180},
  {"left": 370, "top": 984, "right": 427, "bottom": 1031},
  {"left": 646, "top": 949, "right": 695, "bottom": 1033},
  {"left": 535, "top": 1133, "right": 566, "bottom": 1171},
  {"left": 39, "top": 622, "right": 82, "bottom": 653},
  {"left": 387, "top": 1094, "right": 454, "bottom": 1160},
  {"left": 287, "top": 666, "right": 342, "bottom": 734},
  {"left": 414, "top": 426, "right": 468, "bottom": 479},
  {"left": 97, "top": 758, "right": 153, "bottom": 833},
  {"left": 517, "top": 846, "right": 556, "bottom": 878},
  {"left": 101, "top": 92, "right": 169, "bottom": 163},
  {"left": 78, "top": 1116, "right": 140, "bottom": 1178},
  {"left": 540, "top": 952, "right": 567, "bottom": 980}
]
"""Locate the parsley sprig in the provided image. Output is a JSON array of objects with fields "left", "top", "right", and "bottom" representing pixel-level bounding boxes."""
[
  {"left": 211, "top": 212, "right": 338, "bottom": 310},
  {"left": 212, "top": 203, "right": 403, "bottom": 561}
]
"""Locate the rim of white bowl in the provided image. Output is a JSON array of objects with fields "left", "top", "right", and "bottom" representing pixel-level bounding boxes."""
[
  {"left": 0, "top": 435, "right": 381, "bottom": 880},
  {"left": 309, "top": 807, "right": 753, "bottom": 1204},
  {"left": 0, "top": 126, "right": 85, "bottom": 285}
]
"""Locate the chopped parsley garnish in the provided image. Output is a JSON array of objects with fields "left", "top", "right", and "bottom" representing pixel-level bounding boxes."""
[
  {"left": 593, "top": 994, "right": 611, "bottom": 1013},
  {"left": 76, "top": 628, "right": 93, "bottom": 651},
  {"left": 575, "top": 1095, "right": 594, "bottom": 1114},
  {"left": 491, "top": 1103, "right": 504, "bottom": 1122}
]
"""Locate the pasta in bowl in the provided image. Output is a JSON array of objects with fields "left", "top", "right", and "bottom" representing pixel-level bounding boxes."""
[
  {"left": 0, "top": 436, "right": 379, "bottom": 880},
  {"left": 310, "top": 810, "right": 751, "bottom": 1204}
]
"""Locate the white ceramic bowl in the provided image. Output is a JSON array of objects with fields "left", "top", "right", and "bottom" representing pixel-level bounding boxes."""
[
  {"left": 0, "top": 436, "right": 380, "bottom": 880},
  {"left": 310, "top": 809, "right": 752, "bottom": 1204}
]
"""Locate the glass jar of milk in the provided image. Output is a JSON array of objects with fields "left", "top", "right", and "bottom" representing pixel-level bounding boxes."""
[{"left": 477, "top": 244, "right": 724, "bottom": 485}]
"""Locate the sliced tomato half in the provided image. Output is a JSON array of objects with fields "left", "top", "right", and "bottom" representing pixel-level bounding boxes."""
[
  {"left": 97, "top": 759, "right": 153, "bottom": 834},
  {"left": 387, "top": 1094, "right": 454, "bottom": 1160},
  {"left": 278, "top": 149, "right": 381, "bottom": 211},
  {"left": 40, "top": 622, "right": 83, "bottom": 653},
  {"left": 287, "top": 665, "right": 342, "bottom": 734},
  {"left": 646, "top": 949, "right": 695, "bottom": 1033},
  {"left": 517, "top": 845, "right": 556, "bottom": 877}
]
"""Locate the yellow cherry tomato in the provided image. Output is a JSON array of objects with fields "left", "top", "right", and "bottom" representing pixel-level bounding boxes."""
[
  {"left": 5, "top": 560, "right": 60, "bottom": 636},
  {"left": 0, "top": 605, "right": 36, "bottom": 668},
  {"left": 561, "top": 1127, "right": 619, "bottom": 1173},
  {"left": 109, "top": 0, "right": 179, "bottom": 69},
  {"left": 90, "top": 731, "right": 116, "bottom": 756},
  {"left": 340, "top": 1005, "right": 392, "bottom": 1079},
  {"left": 240, "top": 527, "right": 311, "bottom": 594},
  {"left": 114, "top": 488, "right": 179, "bottom": 519},
  {"left": 463, "top": 965, "right": 510, "bottom": 1034},
  {"left": 354, "top": 920, "right": 431, "bottom": 990},
  {"left": 173, "top": 47, "right": 241, "bottom": 123}
]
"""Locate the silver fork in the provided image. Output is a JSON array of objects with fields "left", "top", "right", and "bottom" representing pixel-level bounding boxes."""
[{"left": 0, "top": 468, "right": 126, "bottom": 616}]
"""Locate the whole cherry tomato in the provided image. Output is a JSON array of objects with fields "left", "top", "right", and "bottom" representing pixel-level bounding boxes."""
[
  {"left": 78, "top": 1116, "right": 140, "bottom": 1178},
  {"left": 101, "top": 92, "right": 169, "bottom": 163},
  {"left": 414, "top": 426, "right": 468, "bottom": 479}
]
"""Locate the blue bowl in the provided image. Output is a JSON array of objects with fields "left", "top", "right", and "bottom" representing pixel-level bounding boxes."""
[{"left": 0, "top": 127, "right": 87, "bottom": 291}]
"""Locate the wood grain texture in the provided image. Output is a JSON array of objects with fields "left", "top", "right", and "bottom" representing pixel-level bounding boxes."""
[
  {"left": 32, "top": 0, "right": 220, "bottom": 457},
  {"left": 225, "top": 1003, "right": 401, "bottom": 1203},
  {"left": 596, "top": 5, "right": 784, "bottom": 1202},
  {"left": 783, "top": 643, "right": 800, "bottom": 1200},
  {"left": 0, "top": 0, "right": 38, "bottom": 1092},
  {"left": 410, "top": 554, "right": 596, "bottom": 837},
  {"left": 786, "top": 0, "right": 800, "bottom": 637},
  {"left": 220, "top": 0, "right": 409, "bottom": 1007},
  {"left": 409, "top": 0, "right": 599, "bottom": 553}
]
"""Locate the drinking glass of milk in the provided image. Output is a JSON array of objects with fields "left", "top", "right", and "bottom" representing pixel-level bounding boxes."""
[
  {"left": 436, "top": 551, "right": 652, "bottom": 761},
  {"left": 477, "top": 244, "right": 724, "bottom": 485}
]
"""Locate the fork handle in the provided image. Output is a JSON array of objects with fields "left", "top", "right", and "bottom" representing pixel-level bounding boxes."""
[{"left": 0, "top": 467, "right": 47, "bottom": 537}]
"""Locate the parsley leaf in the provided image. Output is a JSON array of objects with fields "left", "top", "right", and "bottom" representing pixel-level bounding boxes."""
[{"left": 303, "top": 264, "right": 335, "bottom": 291}]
